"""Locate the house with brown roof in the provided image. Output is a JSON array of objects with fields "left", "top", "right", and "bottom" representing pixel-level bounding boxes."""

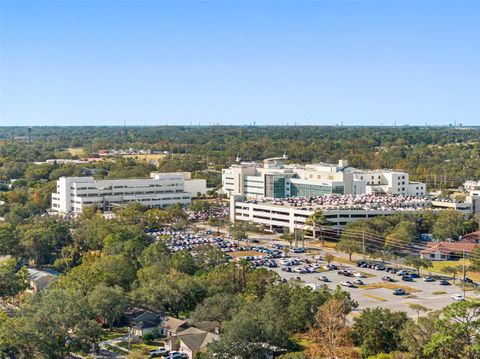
[
  {"left": 420, "top": 241, "right": 479, "bottom": 261},
  {"left": 165, "top": 327, "right": 219, "bottom": 359},
  {"left": 160, "top": 316, "right": 189, "bottom": 337}
]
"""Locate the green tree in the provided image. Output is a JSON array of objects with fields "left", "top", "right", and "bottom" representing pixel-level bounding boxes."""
[
  {"left": 306, "top": 210, "right": 329, "bottom": 244},
  {"left": 0, "top": 259, "right": 27, "bottom": 298},
  {"left": 0, "top": 222, "right": 20, "bottom": 256},
  {"left": 191, "top": 293, "right": 239, "bottom": 325},
  {"left": 424, "top": 301, "right": 480, "bottom": 359},
  {"left": 280, "top": 229, "right": 294, "bottom": 248},
  {"left": 229, "top": 224, "right": 248, "bottom": 245},
  {"left": 400, "top": 311, "right": 438, "bottom": 359},
  {"left": 441, "top": 265, "right": 463, "bottom": 284},
  {"left": 351, "top": 307, "right": 409, "bottom": 358},
  {"left": 0, "top": 288, "right": 101, "bottom": 358},
  {"left": 384, "top": 220, "right": 416, "bottom": 251},
  {"left": 206, "top": 307, "right": 272, "bottom": 359},
  {"left": 88, "top": 283, "right": 128, "bottom": 331},
  {"left": 337, "top": 238, "right": 362, "bottom": 261},
  {"left": 404, "top": 255, "right": 432, "bottom": 275},
  {"left": 432, "top": 210, "right": 465, "bottom": 240}
]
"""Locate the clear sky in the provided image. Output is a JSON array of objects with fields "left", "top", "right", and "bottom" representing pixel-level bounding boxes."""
[{"left": 0, "top": 0, "right": 478, "bottom": 127}]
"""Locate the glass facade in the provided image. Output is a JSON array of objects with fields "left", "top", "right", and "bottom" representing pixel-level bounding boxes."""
[
  {"left": 265, "top": 175, "right": 286, "bottom": 198},
  {"left": 290, "top": 183, "right": 344, "bottom": 197}
]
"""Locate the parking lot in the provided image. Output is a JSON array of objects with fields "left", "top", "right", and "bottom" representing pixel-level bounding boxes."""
[
  {"left": 149, "top": 229, "right": 477, "bottom": 318},
  {"left": 268, "top": 252, "right": 476, "bottom": 317},
  {"left": 221, "top": 239, "right": 477, "bottom": 318}
]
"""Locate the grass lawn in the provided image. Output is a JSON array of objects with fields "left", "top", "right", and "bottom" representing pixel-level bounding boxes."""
[
  {"left": 362, "top": 282, "right": 420, "bottom": 293},
  {"left": 102, "top": 327, "right": 129, "bottom": 340},
  {"left": 428, "top": 259, "right": 480, "bottom": 281},
  {"left": 332, "top": 256, "right": 356, "bottom": 266},
  {"left": 362, "top": 293, "right": 387, "bottom": 302},
  {"left": 104, "top": 344, "right": 128, "bottom": 354},
  {"left": 432, "top": 291, "right": 448, "bottom": 295},
  {"left": 117, "top": 339, "right": 165, "bottom": 351},
  {"left": 358, "top": 271, "right": 376, "bottom": 278},
  {"left": 309, "top": 239, "right": 337, "bottom": 248}
]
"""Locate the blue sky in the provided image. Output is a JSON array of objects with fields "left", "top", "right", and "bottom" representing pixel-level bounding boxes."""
[{"left": 0, "top": 0, "right": 479, "bottom": 126}]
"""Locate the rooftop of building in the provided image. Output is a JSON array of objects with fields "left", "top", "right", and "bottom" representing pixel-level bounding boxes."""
[{"left": 239, "top": 194, "right": 460, "bottom": 211}]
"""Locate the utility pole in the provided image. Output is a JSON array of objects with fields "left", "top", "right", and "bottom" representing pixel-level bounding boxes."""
[
  {"left": 362, "top": 231, "right": 366, "bottom": 260},
  {"left": 463, "top": 250, "right": 466, "bottom": 297}
]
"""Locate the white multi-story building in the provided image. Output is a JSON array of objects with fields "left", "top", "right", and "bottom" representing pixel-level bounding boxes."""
[
  {"left": 222, "top": 158, "right": 426, "bottom": 199},
  {"left": 51, "top": 172, "right": 206, "bottom": 214},
  {"left": 230, "top": 194, "right": 471, "bottom": 233},
  {"left": 467, "top": 190, "right": 480, "bottom": 214}
]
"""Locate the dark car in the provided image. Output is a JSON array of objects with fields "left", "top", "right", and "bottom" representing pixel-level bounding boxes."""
[
  {"left": 439, "top": 280, "right": 451, "bottom": 285},
  {"left": 318, "top": 276, "right": 330, "bottom": 282},
  {"left": 402, "top": 275, "right": 413, "bottom": 282},
  {"left": 460, "top": 277, "right": 474, "bottom": 284},
  {"left": 393, "top": 288, "right": 407, "bottom": 296},
  {"left": 409, "top": 273, "right": 420, "bottom": 278},
  {"left": 382, "top": 276, "right": 393, "bottom": 282},
  {"left": 357, "top": 261, "right": 367, "bottom": 267}
]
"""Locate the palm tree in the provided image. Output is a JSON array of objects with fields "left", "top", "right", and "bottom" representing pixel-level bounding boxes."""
[
  {"left": 280, "top": 229, "right": 295, "bottom": 248},
  {"left": 306, "top": 210, "right": 330, "bottom": 245}
]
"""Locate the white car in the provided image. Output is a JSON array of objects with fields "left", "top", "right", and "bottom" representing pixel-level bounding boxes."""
[
  {"left": 340, "top": 281, "right": 354, "bottom": 288},
  {"left": 353, "top": 272, "right": 365, "bottom": 278},
  {"left": 451, "top": 294, "right": 465, "bottom": 301}
]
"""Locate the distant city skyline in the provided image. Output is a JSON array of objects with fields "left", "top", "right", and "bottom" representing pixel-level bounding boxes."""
[{"left": 1, "top": 0, "right": 479, "bottom": 127}]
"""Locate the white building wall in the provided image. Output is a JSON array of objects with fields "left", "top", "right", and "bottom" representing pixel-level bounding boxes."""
[
  {"left": 184, "top": 179, "right": 207, "bottom": 196},
  {"left": 52, "top": 173, "right": 194, "bottom": 214},
  {"left": 222, "top": 161, "right": 426, "bottom": 199}
]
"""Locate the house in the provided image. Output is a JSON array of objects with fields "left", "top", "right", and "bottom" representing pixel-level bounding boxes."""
[
  {"left": 165, "top": 327, "right": 219, "bottom": 359},
  {"left": 125, "top": 308, "right": 161, "bottom": 337},
  {"left": 192, "top": 320, "right": 221, "bottom": 334},
  {"left": 27, "top": 268, "right": 59, "bottom": 291},
  {"left": 160, "top": 316, "right": 189, "bottom": 337},
  {"left": 420, "top": 241, "right": 479, "bottom": 261},
  {"left": 460, "top": 230, "right": 480, "bottom": 244}
]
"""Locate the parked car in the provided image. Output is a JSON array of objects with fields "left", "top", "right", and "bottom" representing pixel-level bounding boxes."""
[
  {"left": 291, "top": 247, "right": 305, "bottom": 253},
  {"left": 340, "top": 281, "right": 354, "bottom": 288},
  {"left": 423, "top": 276, "right": 435, "bottom": 282},
  {"left": 318, "top": 276, "right": 330, "bottom": 282},
  {"left": 409, "top": 273, "right": 420, "bottom": 278},
  {"left": 374, "top": 264, "right": 385, "bottom": 271},
  {"left": 353, "top": 279, "right": 364, "bottom": 285},
  {"left": 452, "top": 294, "right": 465, "bottom": 301},
  {"left": 382, "top": 276, "right": 393, "bottom": 282},
  {"left": 393, "top": 288, "right": 407, "bottom": 296},
  {"left": 168, "top": 352, "right": 184, "bottom": 359},
  {"left": 149, "top": 348, "right": 168, "bottom": 357},
  {"left": 402, "top": 275, "right": 413, "bottom": 282},
  {"left": 353, "top": 272, "right": 365, "bottom": 278},
  {"left": 439, "top": 280, "right": 451, "bottom": 285},
  {"left": 356, "top": 261, "right": 367, "bottom": 267},
  {"left": 460, "top": 277, "right": 474, "bottom": 284},
  {"left": 396, "top": 270, "right": 409, "bottom": 276}
]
